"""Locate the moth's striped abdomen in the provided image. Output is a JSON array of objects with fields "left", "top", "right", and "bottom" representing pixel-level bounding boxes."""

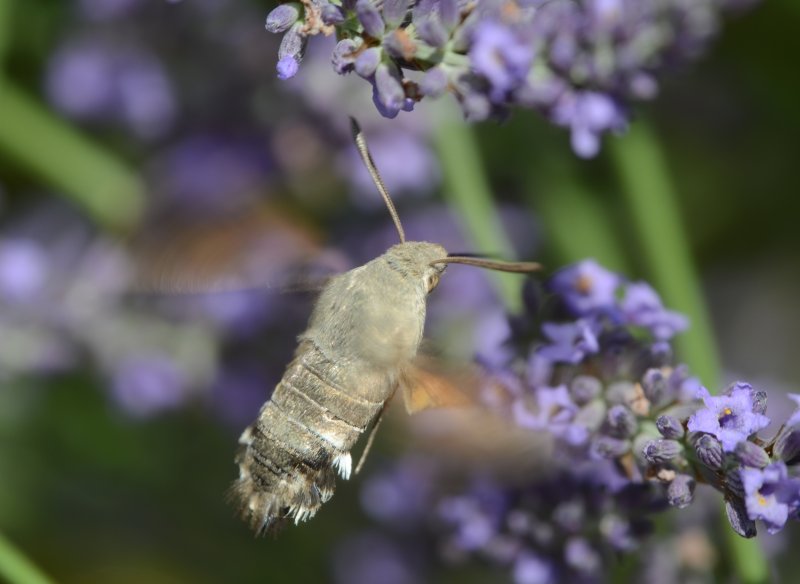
[{"left": 231, "top": 340, "right": 386, "bottom": 534}]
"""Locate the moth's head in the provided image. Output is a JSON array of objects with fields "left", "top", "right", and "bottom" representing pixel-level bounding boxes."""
[{"left": 385, "top": 242, "right": 448, "bottom": 294}]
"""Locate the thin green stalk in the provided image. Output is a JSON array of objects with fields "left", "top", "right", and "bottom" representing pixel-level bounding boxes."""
[
  {"left": 0, "top": 532, "right": 57, "bottom": 584},
  {"left": 0, "top": 1, "right": 12, "bottom": 74},
  {"left": 609, "top": 120, "right": 768, "bottom": 584},
  {"left": 608, "top": 121, "right": 720, "bottom": 388},
  {"left": 0, "top": 83, "right": 144, "bottom": 231},
  {"left": 433, "top": 121, "right": 522, "bottom": 312}
]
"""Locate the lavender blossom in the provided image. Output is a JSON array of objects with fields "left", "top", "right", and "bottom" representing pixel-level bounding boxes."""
[
  {"left": 741, "top": 463, "right": 800, "bottom": 534},
  {"left": 262, "top": 0, "right": 758, "bottom": 156},
  {"left": 549, "top": 259, "right": 619, "bottom": 316},
  {"left": 345, "top": 258, "right": 800, "bottom": 584},
  {"left": 687, "top": 383, "right": 770, "bottom": 451},
  {"left": 46, "top": 39, "right": 176, "bottom": 139}
]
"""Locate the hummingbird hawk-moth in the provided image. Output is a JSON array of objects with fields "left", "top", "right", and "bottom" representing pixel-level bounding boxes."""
[{"left": 229, "top": 119, "right": 540, "bottom": 534}]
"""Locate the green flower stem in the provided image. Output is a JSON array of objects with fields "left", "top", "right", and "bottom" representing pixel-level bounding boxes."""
[
  {"left": 608, "top": 120, "right": 768, "bottom": 584},
  {"left": 0, "top": 83, "right": 145, "bottom": 231},
  {"left": 432, "top": 121, "right": 522, "bottom": 313},
  {"left": 0, "top": 532, "right": 57, "bottom": 584},
  {"left": 0, "top": 1, "right": 12, "bottom": 74},
  {"left": 607, "top": 120, "right": 720, "bottom": 388}
]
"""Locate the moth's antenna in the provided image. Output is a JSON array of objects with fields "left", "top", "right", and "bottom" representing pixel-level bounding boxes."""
[
  {"left": 350, "top": 117, "right": 406, "bottom": 243},
  {"left": 431, "top": 256, "right": 542, "bottom": 273}
]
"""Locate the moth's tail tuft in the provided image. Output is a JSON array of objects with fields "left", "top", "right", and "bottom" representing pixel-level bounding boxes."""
[{"left": 228, "top": 423, "right": 339, "bottom": 536}]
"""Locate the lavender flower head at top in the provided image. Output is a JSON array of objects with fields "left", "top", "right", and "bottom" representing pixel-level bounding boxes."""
[
  {"left": 263, "top": 0, "right": 757, "bottom": 156},
  {"left": 348, "top": 259, "right": 800, "bottom": 583}
]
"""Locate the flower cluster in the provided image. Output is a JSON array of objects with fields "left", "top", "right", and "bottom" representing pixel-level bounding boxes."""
[
  {"left": 349, "top": 260, "right": 800, "bottom": 582},
  {"left": 265, "top": 0, "right": 755, "bottom": 156}
]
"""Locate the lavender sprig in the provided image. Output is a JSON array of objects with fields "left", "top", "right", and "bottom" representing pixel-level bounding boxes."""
[
  {"left": 264, "top": 0, "right": 756, "bottom": 156},
  {"left": 354, "top": 260, "right": 800, "bottom": 582}
]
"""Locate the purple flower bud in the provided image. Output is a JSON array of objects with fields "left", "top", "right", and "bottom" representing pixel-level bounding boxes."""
[
  {"left": 355, "top": 47, "right": 382, "bottom": 79},
  {"left": 265, "top": 3, "right": 301, "bottom": 34},
  {"left": 416, "top": 17, "right": 448, "bottom": 48},
  {"left": 332, "top": 38, "right": 360, "bottom": 74},
  {"left": 656, "top": 415, "right": 684, "bottom": 439},
  {"left": 605, "top": 381, "right": 637, "bottom": 407},
  {"left": 693, "top": 433, "right": 724, "bottom": 469},
  {"left": 372, "top": 63, "right": 405, "bottom": 118},
  {"left": 513, "top": 552, "right": 555, "bottom": 584},
  {"left": 643, "top": 439, "right": 681, "bottom": 464},
  {"left": 565, "top": 537, "right": 601, "bottom": 574},
  {"left": 321, "top": 4, "right": 346, "bottom": 25},
  {"left": 419, "top": 66, "right": 448, "bottom": 98},
  {"left": 667, "top": 474, "right": 695, "bottom": 509},
  {"left": 552, "top": 501, "right": 584, "bottom": 532},
  {"left": 383, "top": 29, "right": 417, "bottom": 60},
  {"left": 356, "top": 0, "right": 385, "bottom": 38},
  {"left": 641, "top": 368, "right": 669, "bottom": 405},
  {"left": 607, "top": 405, "right": 637, "bottom": 438},
  {"left": 735, "top": 441, "right": 771, "bottom": 469},
  {"left": 575, "top": 400, "right": 606, "bottom": 432},
  {"left": 592, "top": 435, "right": 630, "bottom": 459},
  {"left": 276, "top": 55, "right": 299, "bottom": 80},
  {"left": 725, "top": 497, "right": 757, "bottom": 538},
  {"left": 774, "top": 427, "right": 800, "bottom": 465},
  {"left": 382, "top": 0, "right": 409, "bottom": 29},
  {"left": 460, "top": 91, "right": 491, "bottom": 121},
  {"left": 569, "top": 375, "right": 602, "bottom": 405}
]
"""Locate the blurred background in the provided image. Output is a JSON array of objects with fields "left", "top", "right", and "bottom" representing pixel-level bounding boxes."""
[{"left": 0, "top": 0, "right": 799, "bottom": 582}]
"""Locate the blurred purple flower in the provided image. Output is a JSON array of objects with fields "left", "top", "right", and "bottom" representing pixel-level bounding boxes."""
[
  {"left": 539, "top": 319, "right": 599, "bottom": 364},
  {"left": 264, "top": 0, "right": 756, "bottom": 155},
  {"left": 110, "top": 354, "right": 188, "bottom": 417},
  {"left": 550, "top": 91, "right": 626, "bottom": 158},
  {"left": 360, "top": 459, "right": 434, "bottom": 528},
  {"left": 78, "top": 0, "right": 141, "bottom": 21},
  {"left": 549, "top": 259, "right": 619, "bottom": 316},
  {"left": 0, "top": 239, "right": 48, "bottom": 302},
  {"left": 513, "top": 552, "right": 555, "bottom": 584},
  {"left": 46, "top": 40, "right": 176, "bottom": 139},
  {"left": 469, "top": 21, "right": 533, "bottom": 102},
  {"left": 340, "top": 130, "right": 439, "bottom": 207},
  {"left": 514, "top": 384, "right": 588, "bottom": 445},
  {"left": 152, "top": 135, "right": 270, "bottom": 211},
  {"left": 333, "top": 532, "right": 422, "bottom": 584},
  {"left": 687, "top": 384, "right": 771, "bottom": 451},
  {"left": 621, "top": 282, "right": 689, "bottom": 340}
]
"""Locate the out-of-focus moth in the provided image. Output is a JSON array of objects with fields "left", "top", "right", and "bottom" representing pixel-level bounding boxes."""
[{"left": 228, "top": 119, "right": 541, "bottom": 534}]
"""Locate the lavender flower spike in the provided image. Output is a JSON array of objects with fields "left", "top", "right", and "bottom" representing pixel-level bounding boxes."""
[{"left": 687, "top": 385, "right": 770, "bottom": 451}]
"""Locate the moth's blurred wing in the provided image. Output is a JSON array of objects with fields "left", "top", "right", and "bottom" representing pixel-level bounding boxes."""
[
  {"left": 407, "top": 406, "right": 555, "bottom": 484},
  {"left": 398, "top": 355, "right": 554, "bottom": 482},
  {"left": 131, "top": 203, "right": 349, "bottom": 294},
  {"left": 401, "top": 357, "right": 475, "bottom": 414}
]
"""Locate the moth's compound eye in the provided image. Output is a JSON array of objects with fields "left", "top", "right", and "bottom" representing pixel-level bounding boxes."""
[{"left": 426, "top": 272, "right": 440, "bottom": 293}]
